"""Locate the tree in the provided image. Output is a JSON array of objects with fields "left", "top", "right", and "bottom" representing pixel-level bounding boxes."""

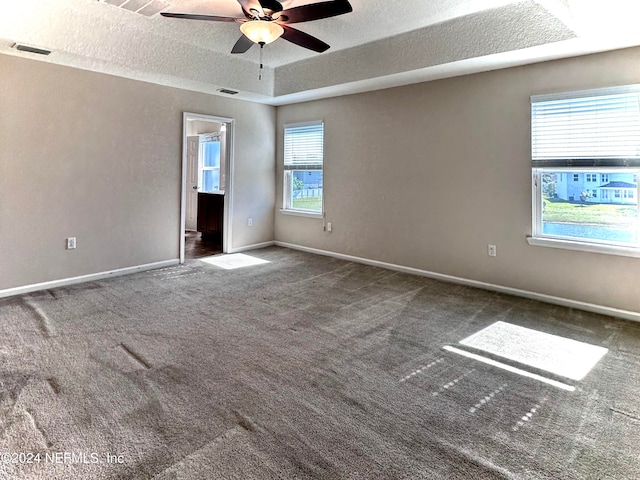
[
  {"left": 293, "top": 177, "right": 304, "bottom": 191},
  {"left": 542, "top": 173, "right": 556, "bottom": 198}
]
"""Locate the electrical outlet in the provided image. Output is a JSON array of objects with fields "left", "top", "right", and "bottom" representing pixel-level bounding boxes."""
[
  {"left": 488, "top": 244, "right": 496, "bottom": 257},
  {"left": 326, "top": 222, "right": 332, "bottom": 232},
  {"left": 67, "top": 237, "right": 76, "bottom": 250},
  {"left": 248, "top": 218, "right": 253, "bottom": 227}
]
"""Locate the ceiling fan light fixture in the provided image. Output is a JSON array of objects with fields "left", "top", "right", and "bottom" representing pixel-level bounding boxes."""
[{"left": 240, "top": 20, "right": 284, "bottom": 45}]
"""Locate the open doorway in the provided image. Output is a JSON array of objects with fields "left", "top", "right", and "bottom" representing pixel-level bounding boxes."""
[{"left": 180, "top": 113, "right": 234, "bottom": 262}]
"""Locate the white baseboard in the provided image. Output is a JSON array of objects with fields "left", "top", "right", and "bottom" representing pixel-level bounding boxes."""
[
  {"left": 0, "top": 259, "right": 179, "bottom": 299},
  {"left": 228, "top": 241, "right": 275, "bottom": 253},
  {"left": 275, "top": 241, "right": 640, "bottom": 323}
]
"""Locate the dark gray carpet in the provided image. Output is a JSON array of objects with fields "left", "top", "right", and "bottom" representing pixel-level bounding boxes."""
[{"left": 0, "top": 246, "right": 639, "bottom": 479}]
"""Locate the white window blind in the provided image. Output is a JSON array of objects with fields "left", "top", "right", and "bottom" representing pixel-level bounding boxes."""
[
  {"left": 531, "top": 85, "right": 640, "bottom": 167},
  {"left": 284, "top": 122, "right": 324, "bottom": 170}
]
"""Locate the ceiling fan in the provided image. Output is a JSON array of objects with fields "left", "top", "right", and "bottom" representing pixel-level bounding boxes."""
[{"left": 160, "top": 0, "right": 353, "bottom": 54}]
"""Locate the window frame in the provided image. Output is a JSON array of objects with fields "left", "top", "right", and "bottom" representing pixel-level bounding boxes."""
[
  {"left": 280, "top": 120, "right": 324, "bottom": 218},
  {"left": 530, "top": 169, "right": 640, "bottom": 257},
  {"left": 528, "top": 84, "right": 640, "bottom": 257},
  {"left": 198, "top": 133, "right": 223, "bottom": 194}
]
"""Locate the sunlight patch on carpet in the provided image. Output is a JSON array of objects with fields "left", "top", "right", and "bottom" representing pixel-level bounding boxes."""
[
  {"left": 443, "top": 346, "right": 575, "bottom": 391},
  {"left": 199, "top": 253, "right": 270, "bottom": 270},
  {"left": 458, "top": 321, "right": 608, "bottom": 381}
]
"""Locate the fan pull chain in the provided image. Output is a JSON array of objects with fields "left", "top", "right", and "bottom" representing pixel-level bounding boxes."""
[{"left": 259, "top": 42, "right": 265, "bottom": 80}]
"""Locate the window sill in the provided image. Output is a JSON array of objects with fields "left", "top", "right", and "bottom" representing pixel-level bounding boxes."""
[
  {"left": 527, "top": 236, "right": 640, "bottom": 258},
  {"left": 279, "top": 209, "right": 323, "bottom": 219}
]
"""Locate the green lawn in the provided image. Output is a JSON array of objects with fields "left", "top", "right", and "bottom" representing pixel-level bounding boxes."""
[
  {"left": 292, "top": 196, "right": 322, "bottom": 212},
  {"left": 543, "top": 199, "right": 637, "bottom": 226}
]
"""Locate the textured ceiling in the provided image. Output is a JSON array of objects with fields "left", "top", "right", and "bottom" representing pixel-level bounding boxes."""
[{"left": 1, "top": 0, "right": 640, "bottom": 105}]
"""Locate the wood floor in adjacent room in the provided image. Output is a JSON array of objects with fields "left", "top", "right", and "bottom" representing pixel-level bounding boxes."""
[
  {"left": 0, "top": 246, "right": 638, "bottom": 479},
  {"left": 184, "top": 230, "right": 222, "bottom": 259}
]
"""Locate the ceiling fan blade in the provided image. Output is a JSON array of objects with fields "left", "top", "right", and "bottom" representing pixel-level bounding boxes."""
[
  {"left": 259, "top": 0, "right": 283, "bottom": 13},
  {"left": 231, "top": 34, "right": 255, "bottom": 54},
  {"left": 281, "top": 25, "right": 329, "bottom": 52},
  {"left": 160, "top": 12, "right": 240, "bottom": 22},
  {"left": 278, "top": 0, "right": 352, "bottom": 24},
  {"left": 237, "top": 0, "right": 264, "bottom": 17}
]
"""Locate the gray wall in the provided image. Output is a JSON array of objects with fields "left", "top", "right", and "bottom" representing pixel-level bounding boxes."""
[
  {"left": 3, "top": 46, "right": 639, "bottom": 313},
  {"left": 275, "top": 47, "right": 640, "bottom": 314},
  {"left": 0, "top": 54, "right": 275, "bottom": 290}
]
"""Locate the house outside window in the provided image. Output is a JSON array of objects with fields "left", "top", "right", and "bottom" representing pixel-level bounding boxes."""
[
  {"left": 530, "top": 85, "right": 640, "bottom": 254},
  {"left": 282, "top": 121, "right": 324, "bottom": 216}
]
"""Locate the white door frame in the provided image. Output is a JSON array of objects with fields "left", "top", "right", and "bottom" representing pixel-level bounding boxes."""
[{"left": 180, "top": 112, "right": 235, "bottom": 263}]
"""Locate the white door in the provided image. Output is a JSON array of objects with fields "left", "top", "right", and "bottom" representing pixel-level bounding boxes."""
[{"left": 185, "top": 135, "right": 200, "bottom": 230}]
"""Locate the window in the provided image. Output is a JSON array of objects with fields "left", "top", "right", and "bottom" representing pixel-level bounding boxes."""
[
  {"left": 530, "top": 85, "right": 640, "bottom": 254},
  {"left": 282, "top": 121, "right": 324, "bottom": 215},
  {"left": 199, "top": 134, "right": 222, "bottom": 192}
]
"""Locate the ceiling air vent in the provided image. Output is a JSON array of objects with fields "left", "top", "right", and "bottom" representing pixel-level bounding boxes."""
[
  {"left": 98, "top": 0, "right": 170, "bottom": 17},
  {"left": 13, "top": 44, "right": 51, "bottom": 56},
  {"left": 99, "top": 0, "right": 127, "bottom": 6},
  {"left": 218, "top": 89, "right": 239, "bottom": 95}
]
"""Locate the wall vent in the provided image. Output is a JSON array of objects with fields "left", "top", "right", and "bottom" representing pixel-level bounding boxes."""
[
  {"left": 13, "top": 44, "right": 51, "bottom": 56},
  {"left": 218, "top": 88, "right": 239, "bottom": 95}
]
